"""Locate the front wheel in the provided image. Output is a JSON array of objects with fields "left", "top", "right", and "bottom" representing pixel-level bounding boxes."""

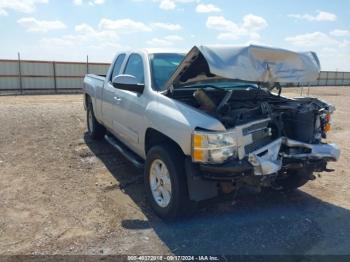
[{"left": 144, "top": 145, "right": 190, "bottom": 219}]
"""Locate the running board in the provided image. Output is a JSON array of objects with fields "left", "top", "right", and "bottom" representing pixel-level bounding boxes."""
[{"left": 104, "top": 134, "right": 144, "bottom": 169}]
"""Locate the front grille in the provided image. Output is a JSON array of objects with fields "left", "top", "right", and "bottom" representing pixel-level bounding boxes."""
[
  {"left": 245, "top": 137, "right": 273, "bottom": 153},
  {"left": 242, "top": 119, "right": 270, "bottom": 135},
  {"left": 243, "top": 119, "right": 272, "bottom": 154}
]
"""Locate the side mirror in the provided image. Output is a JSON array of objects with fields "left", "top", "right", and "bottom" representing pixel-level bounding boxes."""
[{"left": 112, "top": 75, "right": 144, "bottom": 93}]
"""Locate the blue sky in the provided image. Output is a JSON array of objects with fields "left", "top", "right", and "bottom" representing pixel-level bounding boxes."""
[{"left": 1, "top": 0, "right": 350, "bottom": 70}]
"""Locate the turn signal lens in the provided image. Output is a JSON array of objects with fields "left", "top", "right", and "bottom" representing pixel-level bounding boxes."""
[
  {"left": 192, "top": 149, "right": 204, "bottom": 162},
  {"left": 193, "top": 134, "right": 203, "bottom": 148},
  {"left": 324, "top": 123, "right": 331, "bottom": 132}
]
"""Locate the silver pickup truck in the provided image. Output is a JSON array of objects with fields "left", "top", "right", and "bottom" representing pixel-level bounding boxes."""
[{"left": 83, "top": 45, "right": 340, "bottom": 219}]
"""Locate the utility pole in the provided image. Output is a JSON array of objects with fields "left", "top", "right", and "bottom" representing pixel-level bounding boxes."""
[
  {"left": 86, "top": 55, "right": 89, "bottom": 74},
  {"left": 18, "top": 52, "right": 23, "bottom": 94},
  {"left": 53, "top": 61, "right": 57, "bottom": 93}
]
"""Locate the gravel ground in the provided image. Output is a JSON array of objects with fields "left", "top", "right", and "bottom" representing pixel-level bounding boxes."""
[{"left": 0, "top": 87, "right": 350, "bottom": 255}]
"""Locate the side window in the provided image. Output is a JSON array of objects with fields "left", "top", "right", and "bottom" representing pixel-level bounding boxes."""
[
  {"left": 123, "top": 54, "right": 144, "bottom": 84},
  {"left": 110, "top": 54, "right": 126, "bottom": 81}
]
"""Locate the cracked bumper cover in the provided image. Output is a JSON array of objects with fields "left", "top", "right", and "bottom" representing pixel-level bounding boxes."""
[
  {"left": 199, "top": 137, "right": 340, "bottom": 178},
  {"left": 248, "top": 137, "right": 339, "bottom": 176}
]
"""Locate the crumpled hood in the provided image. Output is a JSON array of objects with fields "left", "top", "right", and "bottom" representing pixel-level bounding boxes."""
[{"left": 165, "top": 45, "right": 321, "bottom": 91}]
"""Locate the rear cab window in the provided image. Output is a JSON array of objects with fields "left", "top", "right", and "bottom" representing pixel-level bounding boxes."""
[
  {"left": 123, "top": 54, "right": 145, "bottom": 84},
  {"left": 110, "top": 54, "right": 126, "bottom": 82}
]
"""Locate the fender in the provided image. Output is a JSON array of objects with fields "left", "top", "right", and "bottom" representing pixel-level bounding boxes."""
[{"left": 143, "top": 93, "right": 226, "bottom": 157}]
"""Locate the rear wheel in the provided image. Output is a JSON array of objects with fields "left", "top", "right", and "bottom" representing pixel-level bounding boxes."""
[
  {"left": 144, "top": 144, "right": 190, "bottom": 219},
  {"left": 87, "top": 100, "right": 105, "bottom": 140},
  {"left": 275, "top": 169, "right": 311, "bottom": 191}
]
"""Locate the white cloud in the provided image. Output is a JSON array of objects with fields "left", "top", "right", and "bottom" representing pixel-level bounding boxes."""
[
  {"left": 152, "top": 22, "right": 182, "bottom": 31},
  {"left": 99, "top": 18, "right": 152, "bottom": 33},
  {"left": 0, "top": 0, "right": 48, "bottom": 14},
  {"left": 39, "top": 26, "right": 121, "bottom": 62},
  {"left": 159, "top": 0, "right": 175, "bottom": 10},
  {"left": 206, "top": 14, "right": 268, "bottom": 42},
  {"left": 79, "top": 24, "right": 119, "bottom": 43},
  {"left": 288, "top": 10, "right": 337, "bottom": 22},
  {"left": 196, "top": 3, "right": 221, "bottom": 13},
  {"left": 154, "top": 0, "right": 198, "bottom": 10},
  {"left": 41, "top": 18, "right": 152, "bottom": 51},
  {"left": 330, "top": 29, "right": 350, "bottom": 37},
  {"left": 40, "top": 17, "right": 154, "bottom": 53},
  {"left": 0, "top": 9, "right": 7, "bottom": 15},
  {"left": 207, "top": 16, "right": 240, "bottom": 33},
  {"left": 147, "top": 38, "right": 173, "bottom": 46},
  {"left": 285, "top": 32, "right": 350, "bottom": 70},
  {"left": 242, "top": 14, "right": 268, "bottom": 31},
  {"left": 285, "top": 32, "right": 340, "bottom": 47},
  {"left": 147, "top": 34, "right": 183, "bottom": 46},
  {"left": 75, "top": 23, "right": 94, "bottom": 34},
  {"left": 17, "top": 17, "right": 66, "bottom": 32},
  {"left": 164, "top": 34, "right": 183, "bottom": 41},
  {"left": 73, "top": 0, "right": 105, "bottom": 5},
  {"left": 40, "top": 22, "right": 119, "bottom": 48}
]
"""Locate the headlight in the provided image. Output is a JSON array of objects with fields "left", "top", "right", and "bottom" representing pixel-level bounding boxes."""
[{"left": 191, "top": 130, "right": 237, "bottom": 164}]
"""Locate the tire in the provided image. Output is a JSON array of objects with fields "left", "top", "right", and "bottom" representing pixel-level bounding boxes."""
[
  {"left": 144, "top": 144, "right": 190, "bottom": 219},
  {"left": 87, "top": 99, "right": 105, "bottom": 140},
  {"left": 275, "top": 169, "right": 311, "bottom": 191}
]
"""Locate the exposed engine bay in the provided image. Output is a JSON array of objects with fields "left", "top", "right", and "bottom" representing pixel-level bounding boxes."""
[
  {"left": 168, "top": 85, "right": 339, "bottom": 178},
  {"left": 172, "top": 86, "right": 333, "bottom": 144}
]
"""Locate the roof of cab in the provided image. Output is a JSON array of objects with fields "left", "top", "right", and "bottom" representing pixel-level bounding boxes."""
[{"left": 114, "top": 48, "right": 186, "bottom": 56}]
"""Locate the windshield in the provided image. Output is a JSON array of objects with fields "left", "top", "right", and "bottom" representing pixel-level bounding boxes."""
[{"left": 150, "top": 53, "right": 184, "bottom": 91}]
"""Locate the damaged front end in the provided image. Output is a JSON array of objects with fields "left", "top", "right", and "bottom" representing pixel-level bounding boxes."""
[
  {"left": 166, "top": 45, "right": 340, "bottom": 197},
  {"left": 193, "top": 110, "right": 339, "bottom": 179},
  {"left": 248, "top": 136, "right": 339, "bottom": 176},
  {"left": 183, "top": 91, "right": 340, "bottom": 195},
  {"left": 185, "top": 108, "right": 340, "bottom": 201}
]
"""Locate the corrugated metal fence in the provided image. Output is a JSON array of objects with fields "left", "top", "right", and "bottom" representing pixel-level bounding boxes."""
[
  {"left": 0, "top": 58, "right": 110, "bottom": 95},
  {"left": 306, "top": 71, "right": 350, "bottom": 86},
  {"left": 0, "top": 58, "right": 350, "bottom": 95}
]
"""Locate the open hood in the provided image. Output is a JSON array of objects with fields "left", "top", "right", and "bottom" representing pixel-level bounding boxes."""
[{"left": 165, "top": 45, "right": 321, "bottom": 92}]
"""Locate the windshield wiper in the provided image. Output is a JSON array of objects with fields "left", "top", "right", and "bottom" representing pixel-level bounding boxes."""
[{"left": 179, "top": 84, "right": 258, "bottom": 90}]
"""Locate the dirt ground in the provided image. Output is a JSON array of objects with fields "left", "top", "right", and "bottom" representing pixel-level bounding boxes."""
[{"left": 0, "top": 87, "right": 350, "bottom": 255}]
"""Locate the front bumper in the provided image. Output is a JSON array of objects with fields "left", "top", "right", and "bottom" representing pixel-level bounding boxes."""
[{"left": 199, "top": 137, "right": 340, "bottom": 178}]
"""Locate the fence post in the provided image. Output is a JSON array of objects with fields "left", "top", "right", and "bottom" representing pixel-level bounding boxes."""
[
  {"left": 86, "top": 55, "right": 89, "bottom": 74},
  {"left": 53, "top": 61, "right": 57, "bottom": 93},
  {"left": 335, "top": 70, "right": 338, "bottom": 86},
  {"left": 18, "top": 52, "right": 23, "bottom": 95}
]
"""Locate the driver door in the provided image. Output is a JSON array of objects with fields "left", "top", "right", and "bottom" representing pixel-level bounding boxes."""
[
  {"left": 102, "top": 54, "right": 126, "bottom": 134},
  {"left": 110, "top": 53, "right": 147, "bottom": 155}
]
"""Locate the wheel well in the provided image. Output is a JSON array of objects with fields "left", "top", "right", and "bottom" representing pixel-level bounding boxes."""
[
  {"left": 84, "top": 94, "right": 91, "bottom": 110},
  {"left": 145, "top": 128, "right": 184, "bottom": 156}
]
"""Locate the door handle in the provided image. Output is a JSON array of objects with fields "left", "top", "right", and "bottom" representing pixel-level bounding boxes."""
[{"left": 113, "top": 96, "right": 122, "bottom": 102}]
